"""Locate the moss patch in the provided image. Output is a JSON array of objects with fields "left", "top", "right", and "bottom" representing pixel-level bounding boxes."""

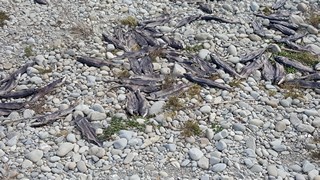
[
  {"left": 99, "top": 116, "right": 145, "bottom": 140},
  {"left": 277, "top": 50, "right": 319, "bottom": 66},
  {"left": 308, "top": 12, "right": 320, "bottom": 27}
]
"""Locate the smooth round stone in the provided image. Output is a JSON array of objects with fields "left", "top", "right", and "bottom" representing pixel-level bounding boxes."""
[
  {"left": 188, "top": 148, "right": 204, "bottom": 160},
  {"left": 30, "top": 76, "right": 43, "bottom": 84},
  {"left": 118, "top": 94, "right": 126, "bottom": 101},
  {"left": 250, "top": 2, "right": 259, "bottom": 12},
  {"left": 267, "top": 165, "right": 278, "bottom": 176},
  {"left": 232, "top": 123, "right": 246, "bottom": 132},
  {"left": 149, "top": 101, "right": 165, "bottom": 115},
  {"left": 198, "top": 156, "right": 209, "bottom": 169},
  {"left": 228, "top": 57, "right": 240, "bottom": 64},
  {"left": 227, "top": 45, "right": 237, "bottom": 56},
  {"left": 215, "top": 140, "right": 227, "bottom": 151},
  {"left": 26, "top": 150, "right": 44, "bottom": 163},
  {"left": 77, "top": 161, "right": 87, "bottom": 173},
  {"left": 307, "top": 25, "right": 318, "bottom": 34},
  {"left": 249, "top": 119, "right": 263, "bottom": 127},
  {"left": 198, "top": 49, "right": 210, "bottom": 60},
  {"left": 248, "top": 34, "right": 261, "bottom": 41},
  {"left": 66, "top": 134, "right": 77, "bottom": 143},
  {"left": 129, "top": 174, "right": 140, "bottom": 180},
  {"left": 57, "top": 143, "right": 74, "bottom": 157},
  {"left": 250, "top": 164, "right": 263, "bottom": 173},
  {"left": 173, "top": 63, "right": 186, "bottom": 76},
  {"left": 295, "top": 174, "right": 306, "bottom": 180},
  {"left": 297, "top": 3, "right": 308, "bottom": 12},
  {"left": 27, "top": 37, "right": 35, "bottom": 45},
  {"left": 211, "top": 163, "right": 227, "bottom": 172},
  {"left": 200, "top": 105, "right": 211, "bottom": 113},
  {"left": 275, "top": 121, "right": 287, "bottom": 132},
  {"left": 113, "top": 138, "right": 128, "bottom": 149},
  {"left": 160, "top": 67, "right": 171, "bottom": 75},
  {"left": 303, "top": 161, "right": 315, "bottom": 172},
  {"left": 22, "top": 159, "right": 33, "bottom": 169}
]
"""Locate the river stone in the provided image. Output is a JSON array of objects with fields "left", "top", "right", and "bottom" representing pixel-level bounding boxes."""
[
  {"left": 211, "top": 163, "right": 227, "bottom": 172},
  {"left": 149, "top": 101, "right": 166, "bottom": 115},
  {"left": 189, "top": 148, "right": 204, "bottom": 160},
  {"left": 26, "top": 149, "right": 43, "bottom": 163},
  {"left": 57, "top": 143, "right": 74, "bottom": 157}
]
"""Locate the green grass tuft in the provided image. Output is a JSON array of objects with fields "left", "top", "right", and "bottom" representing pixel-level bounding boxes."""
[
  {"left": 277, "top": 50, "right": 319, "bottom": 66},
  {"left": 181, "top": 120, "right": 201, "bottom": 137},
  {"left": 99, "top": 116, "right": 145, "bottom": 140},
  {"left": 211, "top": 123, "right": 223, "bottom": 133},
  {"left": 24, "top": 46, "right": 33, "bottom": 57}
]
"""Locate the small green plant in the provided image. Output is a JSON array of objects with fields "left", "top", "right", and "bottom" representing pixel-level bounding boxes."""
[
  {"left": 181, "top": 120, "right": 201, "bottom": 137},
  {"left": 99, "top": 116, "right": 145, "bottom": 140},
  {"left": 0, "top": 11, "right": 9, "bottom": 27},
  {"left": 262, "top": 7, "right": 272, "bottom": 16},
  {"left": 277, "top": 50, "right": 319, "bottom": 66},
  {"left": 24, "top": 46, "right": 33, "bottom": 57},
  {"left": 211, "top": 123, "right": 223, "bottom": 133},
  {"left": 229, "top": 79, "right": 242, "bottom": 87},
  {"left": 184, "top": 44, "right": 203, "bottom": 53},
  {"left": 165, "top": 96, "right": 184, "bottom": 111},
  {"left": 120, "top": 16, "right": 138, "bottom": 27},
  {"left": 284, "top": 66, "right": 296, "bottom": 73},
  {"left": 161, "top": 75, "right": 175, "bottom": 90}
]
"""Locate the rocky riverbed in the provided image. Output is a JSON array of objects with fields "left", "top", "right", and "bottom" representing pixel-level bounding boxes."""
[{"left": 1, "top": 0, "right": 320, "bottom": 179}]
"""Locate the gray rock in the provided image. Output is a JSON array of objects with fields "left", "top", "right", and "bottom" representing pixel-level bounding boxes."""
[
  {"left": 206, "top": 129, "right": 214, "bottom": 140},
  {"left": 211, "top": 163, "right": 227, "bottom": 172},
  {"left": 66, "top": 134, "right": 77, "bottom": 143},
  {"left": 57, "top": 143, "right": 74, "bottom": 157},
  {"left": 249, "top": 119, "right": 263, "bottom": 127},
  {"left": 232, "top": 123, "right": 246, "bottom": 132},
  {"left": 275, "top": 121, "right": 287, "bottom": 132},
  {"left": 214, "top": 129, "right": 228, "bottom": 140},
  {"left": 129, "top": 174, "right": 140, "bottom": 180},
  {"left": 295, "top": 174, "right": 306, "bottom": 180},
  {"left": 6, "top": 135, "right": 19, "bottom": 146},
  {"left": 49, "top": 156, "right": 60, "bottom": 162},
  {"left": 124, "top": 153, "right": 136, "bottom": 164},
  {"left": 290, "top": 164, "right": 302, "bottom": 172},
  {"left": 189, "top": 148, "right": 204, "bottom": 160},
  {"left": 119, "top": 130, "right": 134, "bottom": 140},
  {"left": 23, "top": 109, "right": 35, "bottom": 118},
  {"left": 308, "top": 169, "right": 319, "bottom": 180},
  {"left": 22, "top": 159, "right": 33, "bottom": 169},
  {"left": 195, "top": 33, "right": 213, "bottom": 41},
  {"left": 26, "top": 149, "right": 43, "bottom": 162},
  {"left": 200, "top": 174, "right": 210, "bottom": 180},
  {"left": 304, "top": 109, "right": 319, "bottom": 116},
  {"left": 149, "top": 101, "right": 166, "bottom": 115},
  {"left": 297, "top": 3, "right": 308, "bottom": 12},
  {"left": 250, "top": 164, "right": 263, "bottom": 173},
  {"left": 198, "top": 49, "right": 210, "bottom": 60},
  {"left": 113, "top": 138, "right": 128, "bottom": 149},
  {"left": 290, "top": 14, "right": 304, "bottom": 26},
  {"left": 296, "top": 124, "right": 315, "bottom": 133},
  {"left": 306, "top": 44, "right": 320, "bottom": 55},
  {"left": 91, "top": 104, "right": 105, "bottom": 113},
  {"left": 88, "top": 111, "right": 106, "bottom": 121},
  {"left": 280, "top": 99, "right": 291, "bottom": 107},
  {"left": 210, "top": 156, "right": 220, "bottom": 165},
  {"left": 30, "top": 76, "right": 42, "bottom": 84},
  {"left": 227, "top": 45, "right": 237, "bottom": 56},
  {"left": 250, "top": 2, "right": 259, "bottom": 12},
  {"left": 312, "top": 118, "right": 320, "bottom": 128},
  {"left": 200, "top": 105, "right": 211, "bottom": 113},
  {"left": 303, "top": 161, "right": 315, "bottom": 172},
  {"left": 244, "top": 158, "right": 254, "bottom": 168},
  {"left": 307, "top": 25, "right": 318, "bottom": 34},
  {"left": 164, "top": 144, "right": 176, "bottom": 152},
  {"left": 216, "top": 140, "right": 227, "bottom": 151},
  {"left": 77, "top": 161, "right": 87, "bottom": 173},
  {"left": 198, "top": 156, "right": 209, "bottom": 169},
  {"left": 89, "top": 146, "right": 105, "bottom": 158},
  {"left": 172, "top": 63, "right": 186, "bottom": 76},
  {"left": 268, "top": 44, "right": 281, "bottom": 53},
  {"left": 246, "top": 136, "right": 256, "bottom": 150}
]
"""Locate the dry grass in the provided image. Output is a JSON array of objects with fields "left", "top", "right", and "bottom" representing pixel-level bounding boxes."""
[
  {"left": 0, "top": 11, "right": 9, "bottom": 27},
  {"left": 308, "top": 11, "right": 320, "bottom": 27},
  {"left": 120, "top": 16, "right": 138, "bottom": 27},
  {"left": 161, "top": 75, "right": 175, "bottom": 90},
  {"left": 165, "top": 96, "right": 184, "bottom": 111},
  {"left": 181, "top": 120, "right": 201, "bottom": 137}
]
